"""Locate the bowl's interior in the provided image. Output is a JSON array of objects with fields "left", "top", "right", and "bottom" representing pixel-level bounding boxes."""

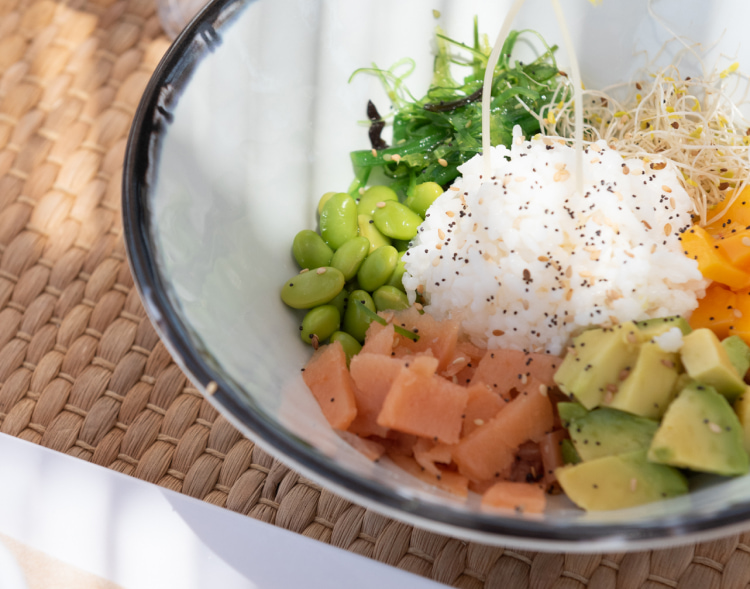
[{"left": 131, "top": 0, "right": 750, "bottom": 550}]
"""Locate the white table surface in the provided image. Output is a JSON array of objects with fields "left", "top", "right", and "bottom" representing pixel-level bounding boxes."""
[{"left": 0, "top": 434, "right": 448, "bottom": 589}]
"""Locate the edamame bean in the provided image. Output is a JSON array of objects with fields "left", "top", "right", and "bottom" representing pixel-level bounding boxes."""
[
  {"left": 391, "top": 239, "right": 411, "bottom": 252},
  {"left": 343, "top": 289, "right": 376, "bottom": 343},
  {"left": 300, "top": 305, "right": 340, "bottom": 345},
  {"left": 373, "top": 285, "right": 410, "bottom": 312},
  {"left": 357, "top": 245, "right": 398, "bottom": 292},
  {"left": 405, "top": 181, "right": 443, "bottom": 218},
  {"left": 385, "top": 258, "right": 407, "bottom": 293},
  {"left": 331, "top": 236, "right": 369, "bottom": 281},
  {"left": 357, "top": 214, "right": 391, "bottom": 253},
  {"left": 357, "top": 185, "right": 399, "bottom": 216},
  {"left": 317, "top": 191, "right": 337, "bottom": 215},
  {"left": 280, "top": 266, "right": 345, "bottom": 309},
  {"left": 328, "top": 288, "right": 349, "bottom": 317},
  {"left": 292, "top": 229, "right": 333, "bottom": 269},
  {"left": 320, "top": 192, "right": 358, "bottom": 250},
  {"left": 372, "top": 201, "right": 423, "bottom": 241},
  {"left": 330, "top": 331, "right": 362, "bottom": 365}
]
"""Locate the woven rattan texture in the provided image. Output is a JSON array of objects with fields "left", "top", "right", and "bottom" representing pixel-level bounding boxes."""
[{"left": 1, "top": 1, "right": 750, "bottom": 587}]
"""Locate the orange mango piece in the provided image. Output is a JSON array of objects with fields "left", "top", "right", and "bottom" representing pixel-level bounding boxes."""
[
  {"left": 481, "top": 481, "right": 546, "bottom": 514},
  {"left": 705, "top": 186, "right": 750, "bottom": 239},
  {"left": 689, "top": 283, "right": 738, "bottom": 340},
  {"left": 680, "top": 225, "right": 750, "bottom": 289},
  {"left": 302, "top": 341, "right": 358, "bottom": 430},
  {"left": 729, "top": 289, "right": 750, "bottom": 344},
  {"left": 716, "top": 229, "right": 750, "bottom": 271}
]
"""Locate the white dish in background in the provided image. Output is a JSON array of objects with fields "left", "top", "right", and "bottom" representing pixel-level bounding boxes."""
[
  {"left": 123, "top": 0, "right": 750, "bottom": 551},
  {"left": 0, "top": 434, "right": 446, "bottom": 589}
]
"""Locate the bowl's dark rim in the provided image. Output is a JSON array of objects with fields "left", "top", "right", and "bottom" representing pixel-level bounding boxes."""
[{"left": 123, "top": 0, "right": 750, "bottom": 548}]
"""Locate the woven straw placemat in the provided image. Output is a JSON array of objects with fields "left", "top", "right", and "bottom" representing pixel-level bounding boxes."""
[{"left": 2, "top": 1, "right": 750, "bottom": 587}]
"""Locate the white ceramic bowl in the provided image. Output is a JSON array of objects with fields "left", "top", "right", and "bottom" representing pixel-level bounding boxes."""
[{"left": 124, "top": 0, "right": 750, "bottom": 552}]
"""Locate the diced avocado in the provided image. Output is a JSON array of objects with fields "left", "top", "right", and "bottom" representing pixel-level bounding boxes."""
[
  {"left": 560, "top": 438, "right": 581, "bottom": 465},
  {"left": 648, "top": 382, "right": 749, "bottom": 476},
  {"left": 553, "top": 322, "right": 642, "bottom": 409},
  {"left": 722, "top": 335, "right": 750, "bottom": 380},
  {"left": 635, "top": 315, "right": 692, "bottom": 339},
  {"left": 560, "top": 405, "right": 659, "bottom": 461},
  {"left": 733, "top": 386, "right": 750, "bottom": 455},
  {"left": 608, "top": 341, "right": 681, "bottom": 419},
  {"left": 557, "top": 402, "right": 588, "bottom": 425},
  {"left": 680, "top": 328, "right": 746, "bottom": 402},
  {"left": 556, "top": 449, "right": 688, "bottom": 511}
]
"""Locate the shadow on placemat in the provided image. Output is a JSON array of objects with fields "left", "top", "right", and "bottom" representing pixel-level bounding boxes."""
[{"left": 0, "top": 0, "right": 748, "bottom": 588}]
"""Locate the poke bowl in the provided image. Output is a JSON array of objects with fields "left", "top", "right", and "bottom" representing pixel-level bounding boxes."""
[{"left": 123, "top": 0, "right": 750, "bottom": 551}]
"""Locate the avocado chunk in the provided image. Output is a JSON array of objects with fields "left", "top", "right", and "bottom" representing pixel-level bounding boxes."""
[
  {"left": 680, "top": 328, "right": 746, "bottom": 402},
  {"left": 608, "top": 341, "right": 681, "bottom": 419},
  {"left": 648, "top": 382, "right": 749, "bottom": 476},
  {"left": 556, "top": 449, "right": 688, "bottom": 511},
  {"left": 733, "top": 386, "right": 750, "bottom": 455},
  {"left": 722, "top": 335, "right": 750, "bottom": 380},
  {"left": 560, "top": 438, "right": 581, "bottom": 465},
  {"left": 553, "top": 322, "right": 642, "bottom": 409},
  {"left": 559, "top": 403, "right": 659, "bottom": 461},
  {"left": 635, "top": 315, "right": 692, "bottom": 339}
]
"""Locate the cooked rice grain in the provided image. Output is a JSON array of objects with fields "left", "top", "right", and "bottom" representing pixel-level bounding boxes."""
[{"left": 403, "top": 128, "right": 706, "bottom": 355}]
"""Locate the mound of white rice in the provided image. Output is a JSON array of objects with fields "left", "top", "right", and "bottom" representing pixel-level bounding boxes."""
[{"left": 402, "top": 127, "right": 707, "bottom": 355}]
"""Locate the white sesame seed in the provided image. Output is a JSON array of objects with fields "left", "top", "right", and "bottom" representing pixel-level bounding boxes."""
[
  {"left": 438, "top": 158, "right": 448, "bottom": 167},
  {"left": 316, "top": 267, "right": 327, "bottom": 275}
]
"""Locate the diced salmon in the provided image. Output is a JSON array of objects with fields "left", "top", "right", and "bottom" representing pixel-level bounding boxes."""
[
  {"left": 377, "top": 357, "right": 468, "bottom": 444},
  {"left": 389, "top": 452, "right": 469, "bottom": 498},
  {"left": 413, "top": 437, "right": 454, "bottom": 476},
  {"left": 461, "top": 383, "right": 508, "bottom": 437},
  {"left": 452, "top": 378, "right": 554, "bottom": 482},
  {"left": 481, "top": 481, "right": 546, "bottom": 514},
  {"left": 390, "top": 307, "right": 460, "bottom": 372},
  {"left": 361, "top": 322, "right": 396, "bottom": 355},
  {"left": 349, "top": 353, "right": 407, "bottom": 437},
  {"left": 337, "top": 430, "right": 386, "bottom": 461},
  {"left": 302, "top": 341, "right": 358, "bottom": 430},
  {"left": 472, "top": 349, "right": 561, "bottom": 400}
]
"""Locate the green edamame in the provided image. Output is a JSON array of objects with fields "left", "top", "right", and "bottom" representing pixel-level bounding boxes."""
[
  {"left": 330, "top": 331, "right": 362, "bottom": 364},
  {"left": 320, "top": 192, "right": 358, "bottom": 250},
  {"left": 280, "top": 266, "right": 345, "bottom": 309},
  {"left": 343, "top": 289, "right": 376, "bottom": 343},
  {"left": 391, "top": 239, "right": 411, "bottom": 252},
  {"left": 357, "top": 185, "right": 399, "bottom": 216},
  {"left": 331, "top": 236, "right": 369, "bottom": 281},
  {"left": 405, "top": 181, "right": 443, "bottom": 218},
  {"left": 373, "top": 285, "right": 410, "bottom": 312},
  {"left": 372, "top": 201, "right": 423, "bottom": 241},
  {"left": 300, "top": 305, "right": 340, "bottom": 345},
  {"left": 357, "top": 245, "right": 398, "bottom": 292},
  {"left": 385, "top": 258, "right": 407, "bottom": 292},
  {"left": 328, "top": 288, "right": 349, "bottom": 317},
  {"left": 357, "top": 214, "right": 391, "bottom": 253},
  {"left": 292, "top": 229, "right": 333, "bottom": 269},
  {"left": 317, "top": 191, "right": 337, "bottom": 215}
]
